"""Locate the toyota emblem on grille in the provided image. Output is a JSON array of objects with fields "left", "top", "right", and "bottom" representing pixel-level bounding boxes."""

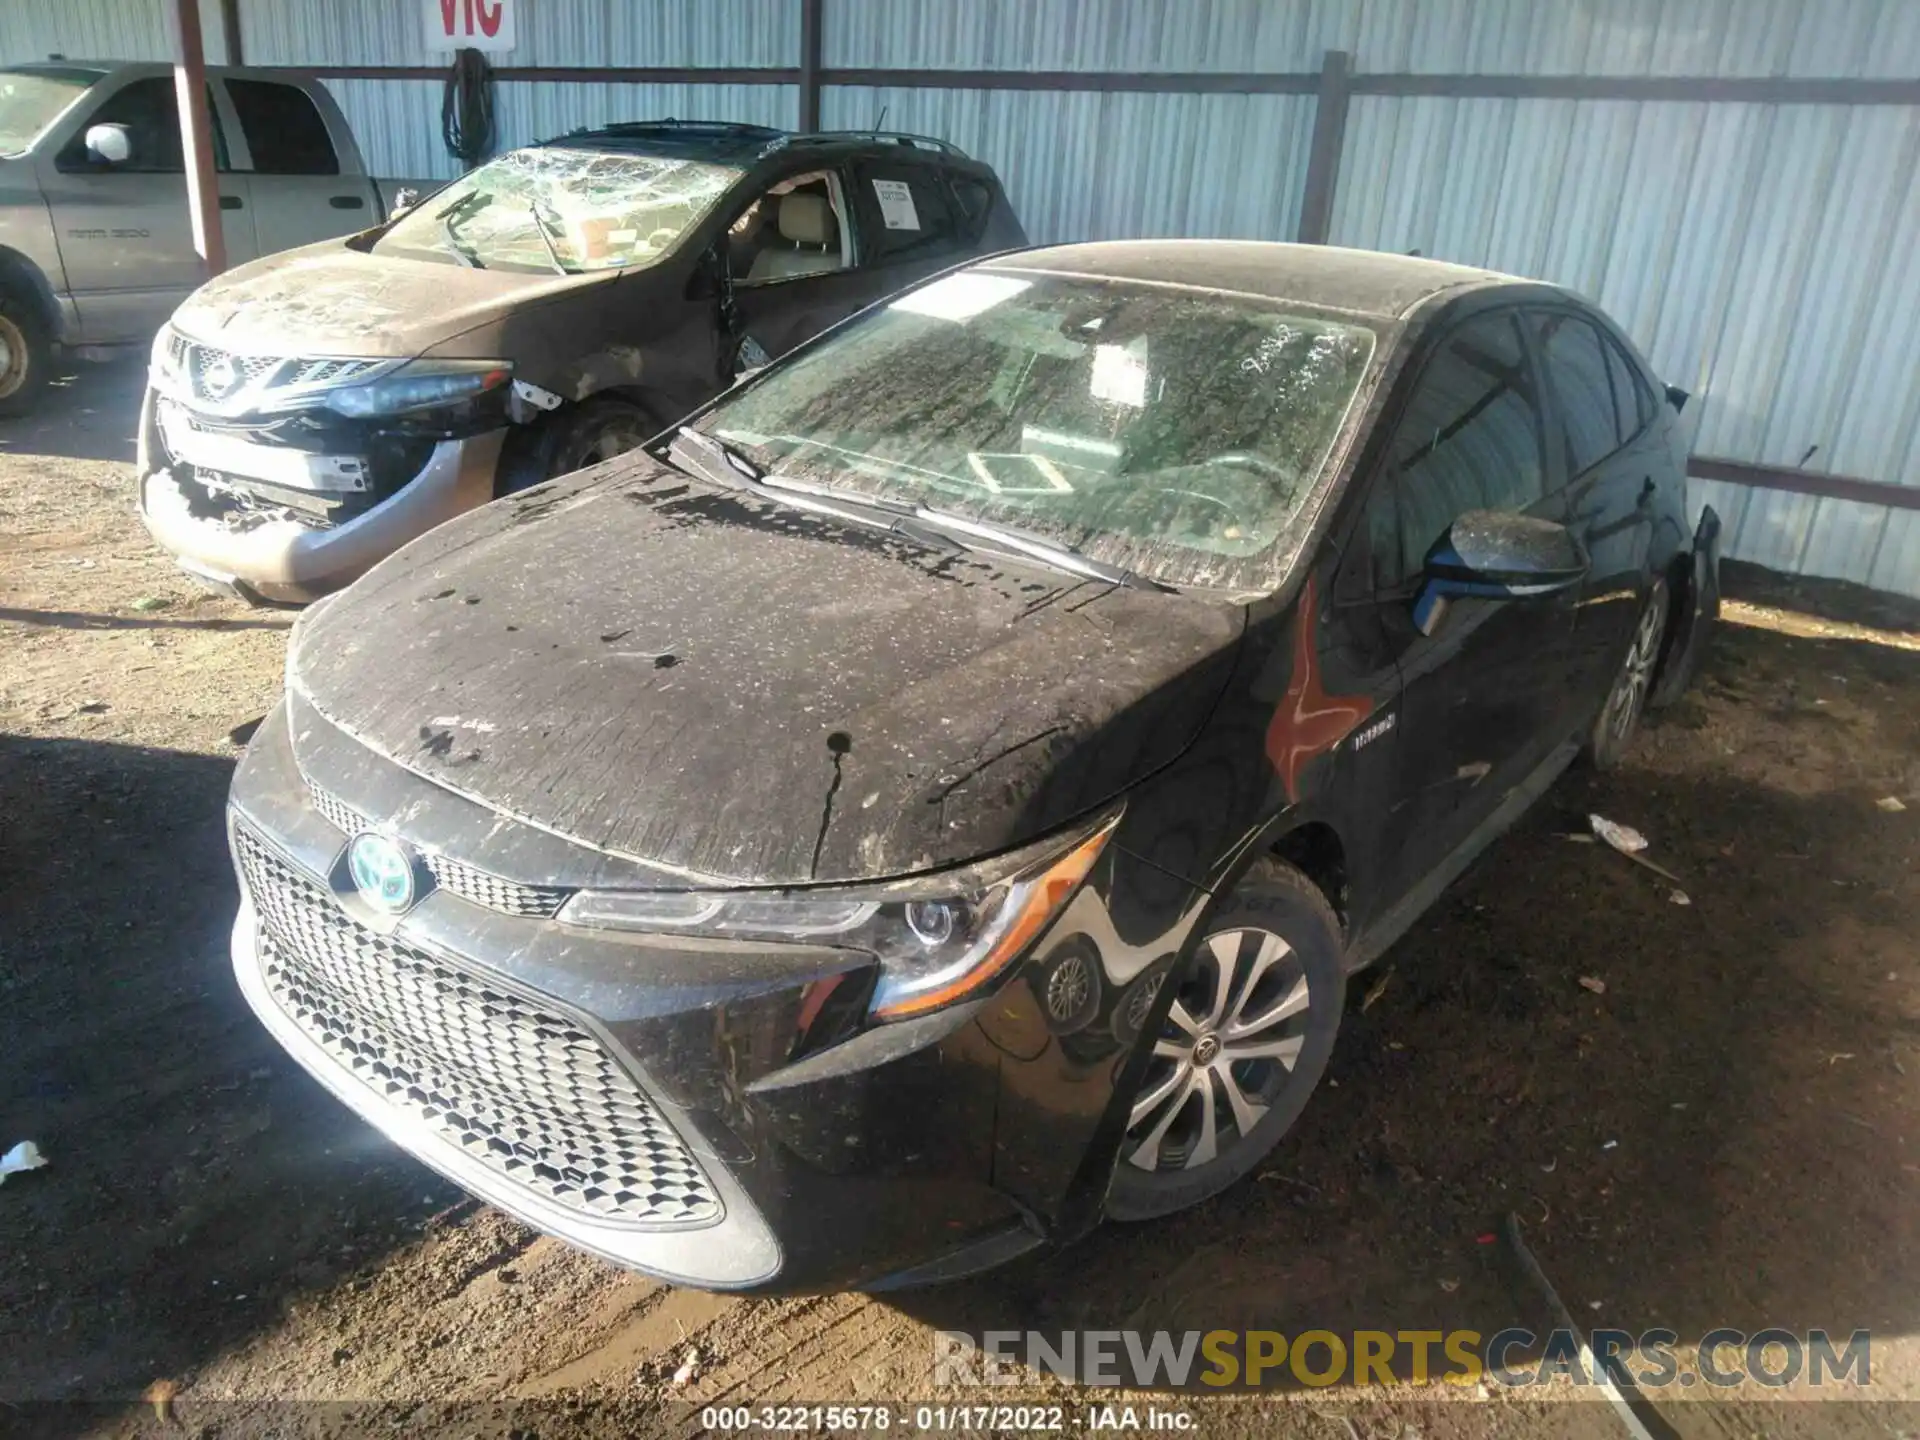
[
  {"left": 348, "top": 832, "right": 417, "bottom": 914},
  {"left": 200, "top": 353, "right": 240, "bottom": 397}
]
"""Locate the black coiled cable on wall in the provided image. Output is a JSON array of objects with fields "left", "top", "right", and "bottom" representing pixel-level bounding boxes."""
[{"left": 441, "top": 48, "right": 496, "bottom": 170}]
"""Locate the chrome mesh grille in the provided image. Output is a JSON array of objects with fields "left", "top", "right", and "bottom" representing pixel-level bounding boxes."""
[
  {"left": 429, "top": 856, "right": 571, "bottom": 919},
  {"left": 307, "top": 784, "right": 364, "bottom": 837},
  {"left": 307, "top": 784, "right": 570, "bottom": 919},
  {"left": 235, "top": 824, "right": 720, "bottom": 1227},
  {"left": 166, "top": 333, "right": 382, "bottom": 403}
]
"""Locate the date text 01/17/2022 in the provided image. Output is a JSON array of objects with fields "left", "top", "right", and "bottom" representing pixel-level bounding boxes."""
[{"left": 697, "top": 1404, "right": 1198, "bottom": 1431}]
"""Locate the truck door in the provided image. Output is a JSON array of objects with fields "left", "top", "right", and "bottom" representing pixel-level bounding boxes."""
[
  {"left": 37, "top": 75, "right": 257, "bottom": 343},
  {"left": 221, "top": 77, "right": 379, "bottom": 256}
]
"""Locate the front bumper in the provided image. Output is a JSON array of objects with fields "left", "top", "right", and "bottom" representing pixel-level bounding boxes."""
[
  {"left": 135, "top": 387, "right": 504, "bottom": 604},
  {"left": 224, "top": 700, "right": 1182, "bottom": 1291}
]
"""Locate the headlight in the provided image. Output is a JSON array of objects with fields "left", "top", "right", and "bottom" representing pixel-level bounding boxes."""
[
  {"left": 149, "top": 326, "right": 180, "bottom": 384},
  {"left": 324, "top": 359, "right": 511, "bottom": 418},
  {"left": 558, "top": 813, "right": 1120, "bottom": 1021}
]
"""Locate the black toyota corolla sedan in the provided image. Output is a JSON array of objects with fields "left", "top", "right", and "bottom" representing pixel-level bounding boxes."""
[{"left": 228, "top": 240, "right": 1720, "bottom": 1292}]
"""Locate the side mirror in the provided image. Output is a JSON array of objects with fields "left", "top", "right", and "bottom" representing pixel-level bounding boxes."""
[
  {"left": 1412, "top": 510, "right": 1588, "bottom": 636},
  {"left": 84, "top": 122, "right": 133, "bottom": 166},
  {"left": 1664, "top": 382, "right": 1689, "bottom": 414}
]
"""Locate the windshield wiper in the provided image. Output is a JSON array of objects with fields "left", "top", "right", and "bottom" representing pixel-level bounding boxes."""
[
  {"left": 526, "top": 198, "right": 569, "bottom": 275},
  {"left": 911, "top": 507, "right": 1166, "bottom": 590},
  {"left": 665, "top": 426, "right": 762, "bottom": 489},
  {"left": 433, "top": 191, "right": 488, "bottom": 268},
  {"left": 760, "top": 472, "right": 916, "bottom": 514},
  {"left": 439, "top": 215, "right": 482, "bottom": 268},
  {"left": 663, "top": 429, "right": 962, "bottom": 549}
]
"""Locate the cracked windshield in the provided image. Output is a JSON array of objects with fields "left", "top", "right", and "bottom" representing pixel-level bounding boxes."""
[
  {"left": 373, "top": 146, "right": 741, "bottom": 274},
  {"left": 709, "top": 271, "right": 1379, "bottom": 590}
]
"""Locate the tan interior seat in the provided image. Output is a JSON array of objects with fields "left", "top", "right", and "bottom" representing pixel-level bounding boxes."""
[{"left": 746, "top": 191, "right": 841, "bottom": 283}]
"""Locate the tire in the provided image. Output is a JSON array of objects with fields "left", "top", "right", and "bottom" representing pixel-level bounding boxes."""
[
  {"left": 1105, "top": 857, "right": 1345, "bottom": 1222},
  {"left": 1584, "top": 577, "right": 1669, "bottom": 770},
  {"left": 497, "top": 396, "right": 663, "bottom": 496},
  {"left": 0, "top": 294, "right": 53, "bottom": 418}
]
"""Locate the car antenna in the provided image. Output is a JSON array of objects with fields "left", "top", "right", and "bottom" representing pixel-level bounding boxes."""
[{"left": 872, "top": 104, "right": 889, "bottom": 130}]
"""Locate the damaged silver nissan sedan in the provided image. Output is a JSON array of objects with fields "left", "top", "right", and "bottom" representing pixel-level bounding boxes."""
[{"left": 138, "top": 121, "right": 1023, "bottom": 602}]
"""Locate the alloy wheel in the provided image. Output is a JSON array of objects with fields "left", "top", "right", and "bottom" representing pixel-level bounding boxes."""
[
  {"left": 1603, "top": 590, "right": 1666, "bottom": 742},
  {"left": 0, "top": 316, "right": 26, "bottom": 400},
  {"left": 1124, "top": 927, "right": 1313, "bottom": 1173}
]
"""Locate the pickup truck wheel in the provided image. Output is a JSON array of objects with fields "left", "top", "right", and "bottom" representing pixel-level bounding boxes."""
[
  {"left": 1105, "top": 858, "right": 1345, "bottom": 1222},
  {"left": 0, "top": 299, "right": 52, "bottom": 417}
]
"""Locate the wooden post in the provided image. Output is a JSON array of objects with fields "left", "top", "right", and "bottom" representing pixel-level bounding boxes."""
[
  {"left": 798, "top": 0, "right": 823, "bottom": 132},
  {"left": 1296, "top": 49, "right": 1352, "bottom": 246},
  {"left": 172, "top": 0, "right": 227, "bottom": 275},
  {"left": 219, "top": 0, "right": 244, "bottom": 66}
]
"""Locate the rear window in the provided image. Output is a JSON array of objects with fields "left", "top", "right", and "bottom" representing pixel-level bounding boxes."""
[
  {"left": 856, "top": 164, "right": 961, "bottom": 262},
  {"left": 227, "top": 79, "right": 338, "bottom": 175}
]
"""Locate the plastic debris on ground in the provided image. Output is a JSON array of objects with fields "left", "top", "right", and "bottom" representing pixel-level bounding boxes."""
[
  {"left": 671, "top": 1347, "right": 701, "bottom": 1386},
  {"left": 1361, "top": 968, "right": 1392, "bottom": 1012},
  {"left": 1879, "top": 796, "right": 1908, "bottom": 813},
  {"left": 1, "top": 1141, "right": 48, "bottom": 1183},
  {"left": 1578, "top": 976, "right": 1607, "bottom": 995},
  {"left": 1589, "top": 814, "right": 1648, "bottom": 853}
]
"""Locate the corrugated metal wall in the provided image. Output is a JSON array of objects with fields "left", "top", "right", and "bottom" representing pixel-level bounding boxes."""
[
  {"left": 3, "top": 0, "right": 1917, "bottom": 593},
  {"left": 1329, "top": 92, "right": 1920, "bottom": 596},
  {"left": 243, "top": 0, "right": 797, "bottom": 182},
  {"left": 0, "top": 0, "right": 229, "bottom": 66}
]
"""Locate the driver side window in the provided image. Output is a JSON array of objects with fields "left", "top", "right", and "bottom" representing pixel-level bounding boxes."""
[
  {"left": 727, "top": 169, "right": 853, "bottom": 286},
  {"left": 1365, "top": 312, "right": 1547, "bottom": 589}
]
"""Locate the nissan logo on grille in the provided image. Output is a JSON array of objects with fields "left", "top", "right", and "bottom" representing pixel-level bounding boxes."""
[{"left": 199, "top": 352, "right": 240, "bottom": 398}]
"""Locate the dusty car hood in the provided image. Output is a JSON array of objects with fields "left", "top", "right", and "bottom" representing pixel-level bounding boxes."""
[
  {"left": 169, "top": 239, "right": 601, "bottom": 358},
  {"left": 288, "top": 459, "right": 1245, "bottom": 886}
]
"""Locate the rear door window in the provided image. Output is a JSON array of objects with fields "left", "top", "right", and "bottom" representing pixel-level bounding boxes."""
[
  {"left": 852, "top": 162, "right": 960, "bottom": 264},
  {"left": 1602, "top": 333, "right": 1651, "bottom": 439},
  {"left": 1532, "top": 310, "right": 1622, "bottom": 479},
  {"left": 1371, "top": 311, "right": 1548, "bottom": 587},
  {"left": 226, "top": 79, "right": 338, "bottom": 175}
]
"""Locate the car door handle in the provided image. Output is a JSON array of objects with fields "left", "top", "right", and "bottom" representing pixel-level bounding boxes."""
[
  {"left": 329, "top": 195, "right": 366, "bottom": 210},
  {"left": 219, "top": 194, "right": 243, "bottom": 210}
]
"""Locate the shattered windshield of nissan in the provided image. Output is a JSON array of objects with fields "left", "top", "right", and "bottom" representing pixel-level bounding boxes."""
[
  {"left": 707, "top": 271, "right": 1379, "bottom": 592},
  {"left": 373, "top": 146, "right": 741, "bottom": 274}
]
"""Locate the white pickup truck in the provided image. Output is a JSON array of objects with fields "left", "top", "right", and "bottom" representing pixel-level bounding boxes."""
[{"left": 0, "top": 60, "right": 387, "bottom": 414}]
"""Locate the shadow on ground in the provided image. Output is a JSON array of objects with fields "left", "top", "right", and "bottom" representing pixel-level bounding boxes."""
[
  {"left": 0, "top": 358, "right": 147, "bottom": 465},
  {"left": 0, "top": 734, "right": 458, "bottom": 1405}
]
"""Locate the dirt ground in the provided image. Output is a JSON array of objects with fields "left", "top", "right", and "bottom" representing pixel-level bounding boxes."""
[{"left": 1, "top": 358, "right": 1916, "bottom": 1439}]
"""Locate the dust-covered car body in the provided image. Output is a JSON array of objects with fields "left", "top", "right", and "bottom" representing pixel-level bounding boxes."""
[
  {"left": 137, "top": 121, "right": 1024, "bottom": 602},
  {"left": 227, "top": 242, "right": 1717, "bottom": 1291}
]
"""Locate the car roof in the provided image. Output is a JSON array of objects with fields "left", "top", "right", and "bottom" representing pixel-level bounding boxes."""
[
  {"left": 549, "top": 121, "right": 973, "bottom": 168},
  {"left": 989, "top": 240, "right": 1526, "bottom": 320}
]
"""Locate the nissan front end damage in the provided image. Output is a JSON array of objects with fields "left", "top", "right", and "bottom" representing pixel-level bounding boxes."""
[{"left": 137, "top": 330, "right": 516, "bottom": 603}]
